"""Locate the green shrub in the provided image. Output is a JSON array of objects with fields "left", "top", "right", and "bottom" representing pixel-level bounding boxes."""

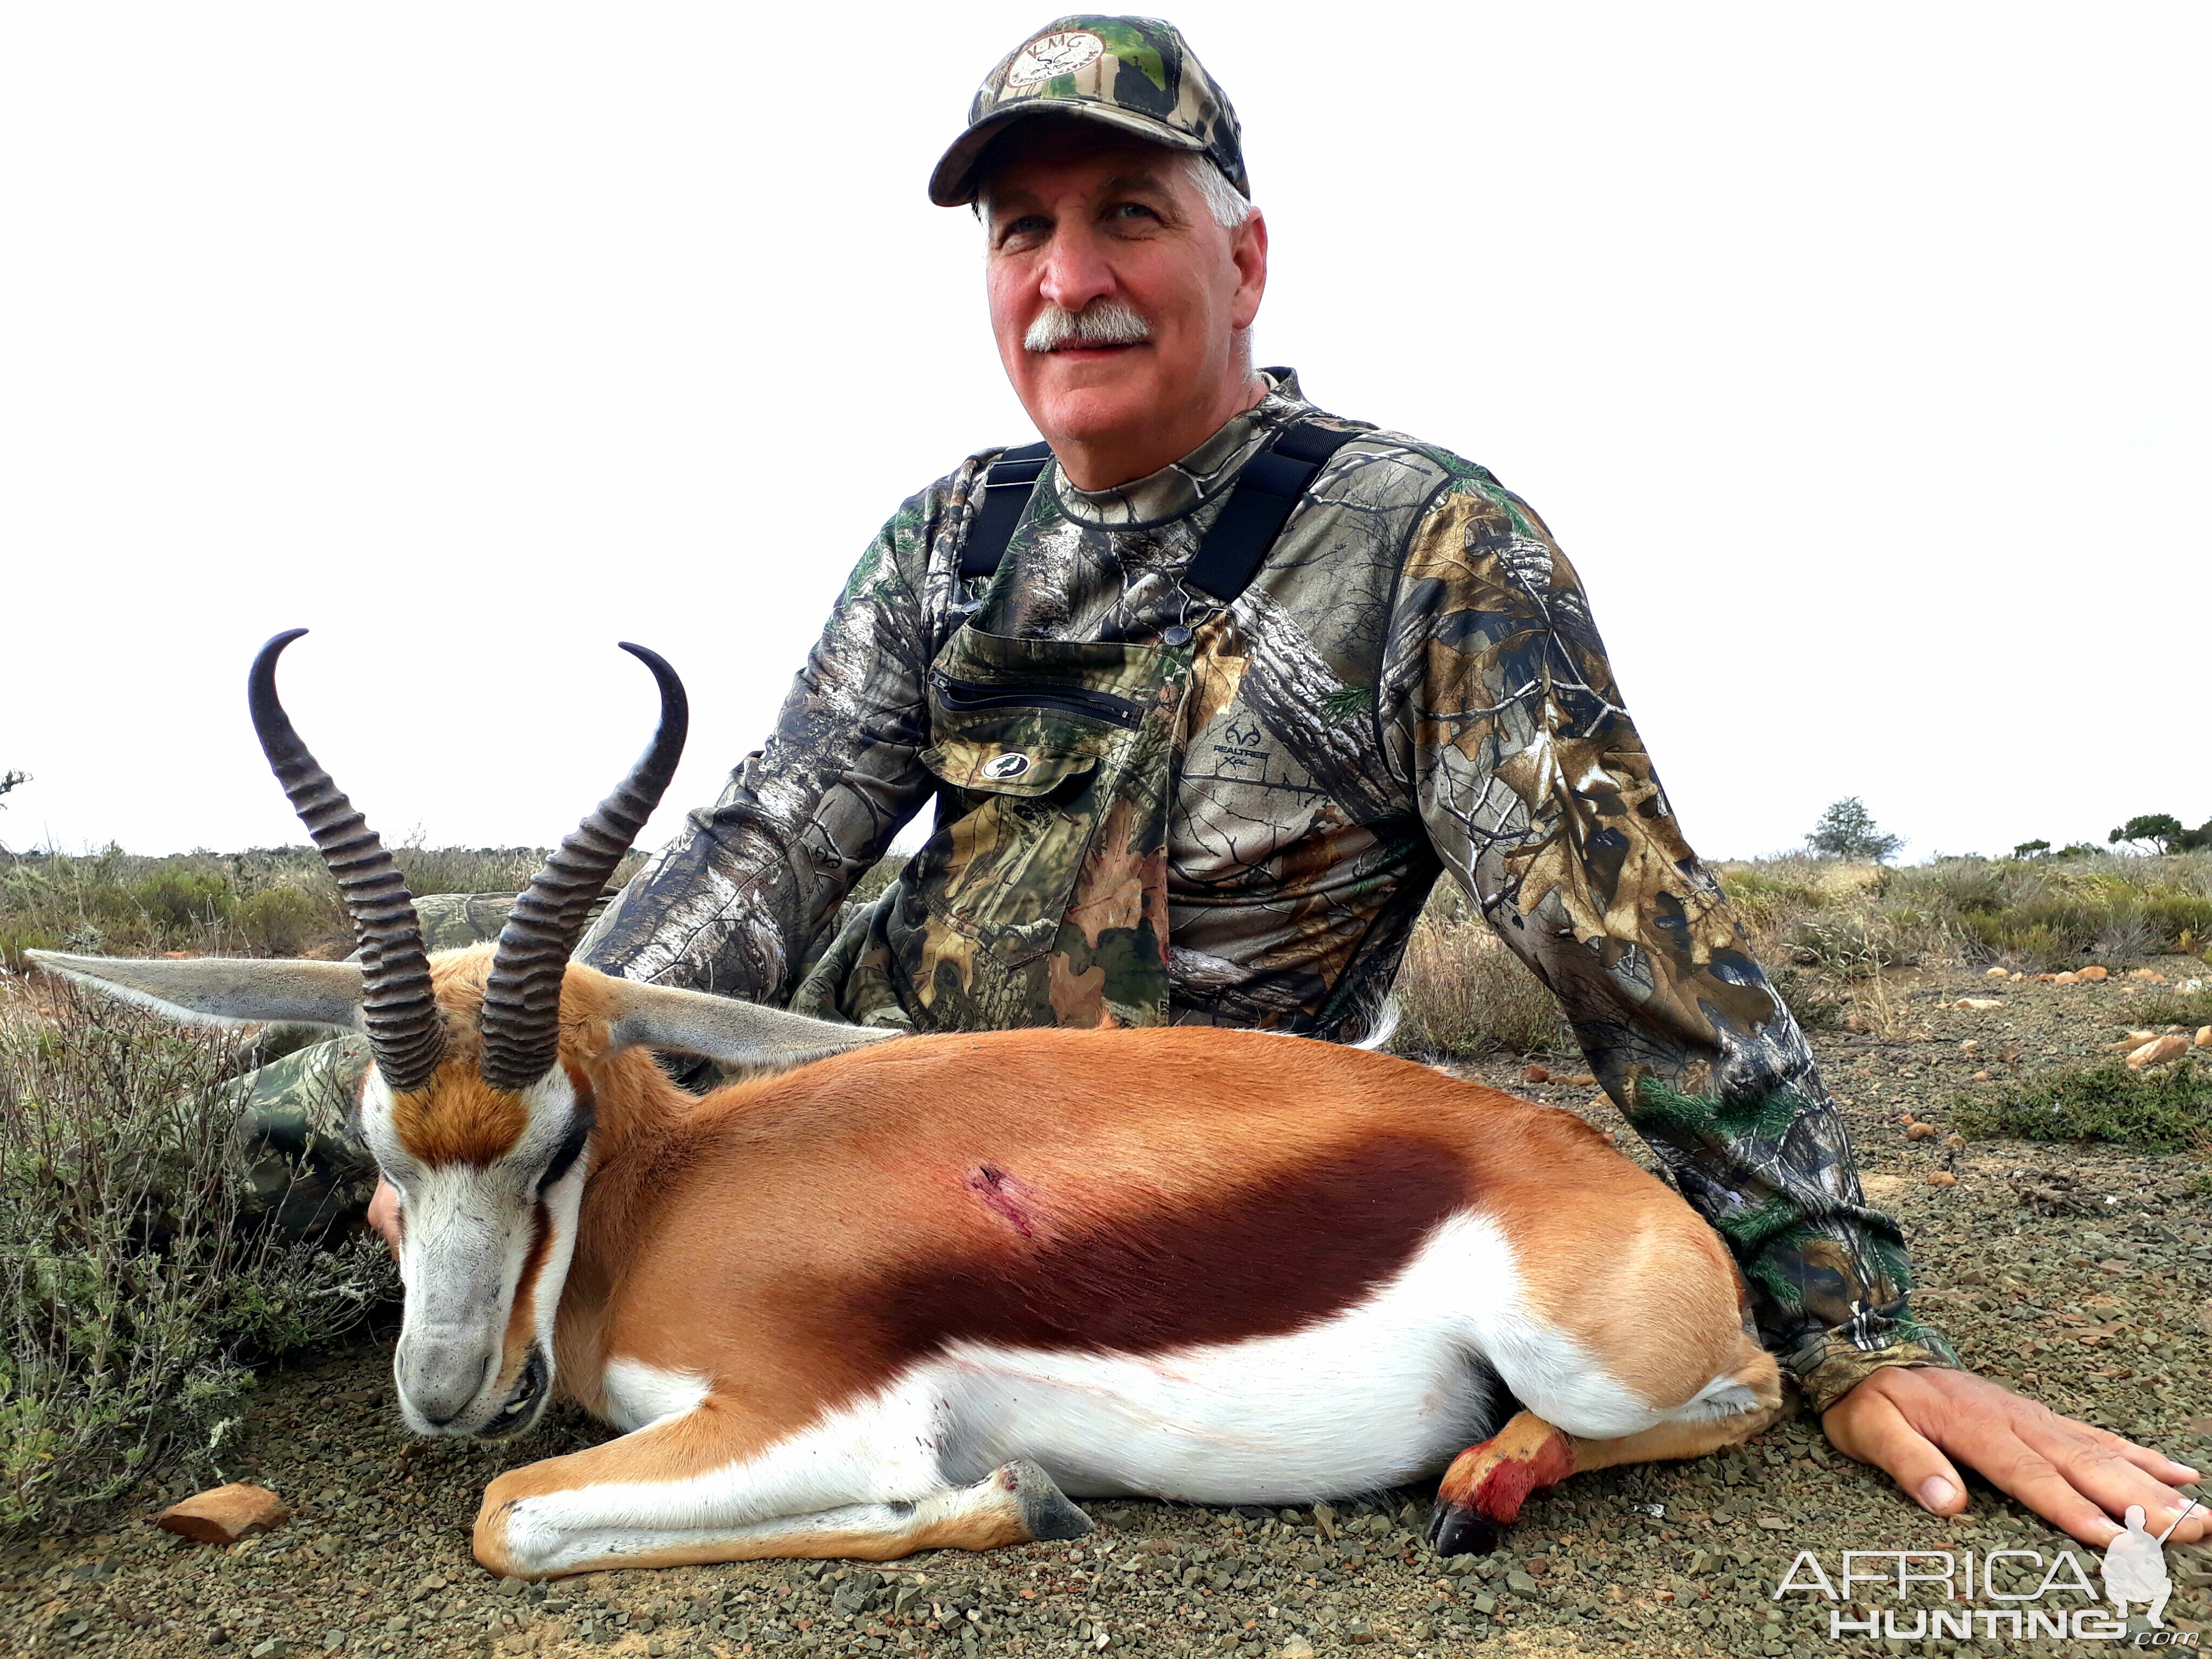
[
  {"left": 1953, "top": 1058, "right": 2212, "bottom": 1152},
  {"left": 232, "top": 885, "right": 332, "bottom": 957},
  {"left": 126, "top": 867, "right": 235, "bottom": 939},
  {"left": 0, "top": 987, "right": 393, "bottom": 1533}
]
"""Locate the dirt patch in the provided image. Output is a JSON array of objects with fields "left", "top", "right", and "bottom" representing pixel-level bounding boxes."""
[{"left": 8, "top": 960, "right": 2212, "bottom": 1658}]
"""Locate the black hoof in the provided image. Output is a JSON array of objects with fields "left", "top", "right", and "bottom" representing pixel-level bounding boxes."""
[
  {"left": 1426, "top": 1500, "right": 1500, "bottom": 1559},
  {"left": 1002, "top": 1460, "right": 1094, "bottom": 1543}
]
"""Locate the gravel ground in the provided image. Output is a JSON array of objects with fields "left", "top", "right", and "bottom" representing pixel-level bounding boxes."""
[{"left": 8, "top": 959, "right": 2211, "bottom": 1659}]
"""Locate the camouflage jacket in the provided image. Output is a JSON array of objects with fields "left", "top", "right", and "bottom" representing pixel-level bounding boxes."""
[{"left": 579, "top": 370, "right": 1957, "bottom": 1411}]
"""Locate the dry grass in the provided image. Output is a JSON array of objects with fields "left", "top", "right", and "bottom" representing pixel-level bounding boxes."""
[
  {"left": 0, "top": 844, "right": 642, "bottom": 970},
  {"left": 1386, "top": 889, "right": 1569, "bottom": 1061}
]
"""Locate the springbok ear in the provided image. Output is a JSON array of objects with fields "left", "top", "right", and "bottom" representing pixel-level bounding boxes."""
[
  {"left": 26, "top": 950, "right": 365, "bottom": 1030},
  {"left": 601, "top": 979, "right": 896, "bottom": 1074}
]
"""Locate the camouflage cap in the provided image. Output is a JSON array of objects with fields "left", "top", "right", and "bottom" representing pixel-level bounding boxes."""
[{"left": 928, "top": 16, "right": 1246, "bottom": 208}]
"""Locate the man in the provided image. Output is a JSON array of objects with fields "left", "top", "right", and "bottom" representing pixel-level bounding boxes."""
[{"left": 255, "top": 15, "right": 2200, "bottom": 1550}]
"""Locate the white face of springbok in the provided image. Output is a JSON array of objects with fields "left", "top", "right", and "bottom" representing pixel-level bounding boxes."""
[
  {"left": 361, "top": 1040, "right": 593, "bottom": 1438},
  {"left": 29, "top": 631, "right": 888, "bottom": 1443}
]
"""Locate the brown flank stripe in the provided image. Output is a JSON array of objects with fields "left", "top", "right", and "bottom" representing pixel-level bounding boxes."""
[{"left": 866, "top": 1132, "right": 1471, "bottom": 1359}]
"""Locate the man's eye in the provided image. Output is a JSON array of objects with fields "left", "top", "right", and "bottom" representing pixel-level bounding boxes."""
[
  {"left": 999, "top": 215, "right": 1050, "bottom": 245},
  {"left": 1107, "top": 203, "right": 1159, "bottom": 224}
]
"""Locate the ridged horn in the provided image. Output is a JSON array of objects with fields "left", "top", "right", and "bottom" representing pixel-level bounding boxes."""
[
  {"left": 478, "top": 644, "right": 687, "bottom": 1092},
  {"left": 248, "top": 629, "right": 447, "bottom": 1093}
]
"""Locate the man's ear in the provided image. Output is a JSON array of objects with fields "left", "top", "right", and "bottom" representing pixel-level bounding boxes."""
[
  {"left": 601, "top": 978, "right": 897, "bottom": 1076},
  {"left": 26, "top": 950, "right": 365, "bottom": 1029}
]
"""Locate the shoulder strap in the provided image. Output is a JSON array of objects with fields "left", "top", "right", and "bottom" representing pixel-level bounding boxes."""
[
  {"left": 959, "top": 442, "right": 1054, "bottom": 578},
  {"left": 955, "top": 422, "right": 1359, "bottom": 598},
  {"left": 1184, "top": 421, "right": 1359, "bottom": 602}
]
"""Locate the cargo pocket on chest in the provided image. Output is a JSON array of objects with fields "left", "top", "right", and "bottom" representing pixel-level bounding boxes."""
[{"left": 912, "top": 738, "right": 1104, "bottom": 964}]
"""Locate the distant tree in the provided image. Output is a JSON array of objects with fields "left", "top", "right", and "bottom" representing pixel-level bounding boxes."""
[
  {"left": 2054, "top": 842, "right": 2100, "bottom": 860},
  {"left": 2011, "top": 838, "right": 2051, "bottom": 859},
  {"left": 0, "top": 770, "right": 24, "bottom": 853},
  {"left": 1805, "top": 797, "right": 1905, "bottom": 862},
  {"left": 2109, "top": 813, "right": 2186, "bottom": 855},
  {"left": 2180, "top": 817, "right": 2212, "bottom": 854}
]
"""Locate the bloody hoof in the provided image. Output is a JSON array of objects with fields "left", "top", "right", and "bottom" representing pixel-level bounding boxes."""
[
  {"left": 1426, "top": 1500, "right": 1500, "bottom": 1559},
  {"left": 1431, "top": 1411, "right": 1576, "bottom": 1552}
]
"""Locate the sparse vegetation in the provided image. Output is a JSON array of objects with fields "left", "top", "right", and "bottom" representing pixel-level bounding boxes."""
[
  {"left": 2130, "top": 990, "right": 2212, "bottom": 1029},
  {"left": 1952, "top": 1056, "right": 2212, "bottom": 1152},
  {"left": 0, "top": 983, "right": 395, "bottom": 1533},
  {"left": 1387, "top": 888, "right": 1568, "bottom": 1060},
  {"left": 0, "top": 844, "right": 642, "bottom": 970}
]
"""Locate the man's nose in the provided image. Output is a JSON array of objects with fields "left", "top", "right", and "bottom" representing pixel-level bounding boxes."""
[{"left": 1036, "top": 222, "right": 1116, "bottom": 316}]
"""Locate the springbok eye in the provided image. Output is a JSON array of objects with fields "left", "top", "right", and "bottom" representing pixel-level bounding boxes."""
[{"left": 537, "top": 1107, "right": 595, "bottom": 1194}]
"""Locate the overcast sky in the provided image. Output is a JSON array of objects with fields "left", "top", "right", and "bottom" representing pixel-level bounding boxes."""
[{"left": 3, "top": 4, "right": 2205, "bottom": 868}]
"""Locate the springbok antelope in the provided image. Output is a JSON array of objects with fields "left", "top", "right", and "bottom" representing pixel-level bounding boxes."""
[{"left": 34, "top": 631, "right": 1782, "bottom": 1580}]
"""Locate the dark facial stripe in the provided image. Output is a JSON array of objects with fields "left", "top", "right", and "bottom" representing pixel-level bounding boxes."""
[
  {"left": 502, "top": 1201, "right": 556, "bottom": 1359},
  {"left": 865, "top": 1132, "right": 1468, "bottom": 1360}
]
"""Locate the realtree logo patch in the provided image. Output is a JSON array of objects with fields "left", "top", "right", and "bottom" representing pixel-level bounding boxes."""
[{"left": 1006, "top": 31, "right": 1105, "bottom": 88}]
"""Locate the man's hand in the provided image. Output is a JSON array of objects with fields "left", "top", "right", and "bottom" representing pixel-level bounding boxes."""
[
  {"left": 1824, "top": 1366, "right": 2204, "bottom": 1546},
  {"left": 367, "top": 1176, "right": 401, "bottom": 1262}
]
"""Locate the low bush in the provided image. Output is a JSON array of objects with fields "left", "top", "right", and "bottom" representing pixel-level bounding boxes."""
[
  {"left": 2129, "top": 990, "right": 2212, "bottom": 1028},
  {"left": 0, "top": 986, "right": 394, "bottom": 1533},
  {"left": 1953, "top": 1057, "right": 2212, "bottom": 1152}
]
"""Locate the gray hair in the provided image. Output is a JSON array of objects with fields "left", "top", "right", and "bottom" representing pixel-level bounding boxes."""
[{"left": 1179, "top": 153, "right": 1252, "bottom": 230}]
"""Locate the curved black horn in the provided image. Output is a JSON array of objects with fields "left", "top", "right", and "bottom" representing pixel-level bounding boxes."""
[
  {"left": 478, "top": 644, "right": 688, "bottom": 1092},
  {"left": 248, "top": 629, "right": 447, "bottom": 1093}
]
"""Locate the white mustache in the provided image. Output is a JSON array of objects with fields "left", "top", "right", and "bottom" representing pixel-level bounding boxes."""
[{"left": 1024, "top": 300, "right": 1151, "bottom": 353}]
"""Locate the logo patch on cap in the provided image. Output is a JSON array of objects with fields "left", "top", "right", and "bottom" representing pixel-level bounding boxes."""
[
  {"left": 1006, "top": 30, "right": 1105, "bottom": 89},
  {"left": 980, "top": 752, "right": 1034, "bottom": 781}
]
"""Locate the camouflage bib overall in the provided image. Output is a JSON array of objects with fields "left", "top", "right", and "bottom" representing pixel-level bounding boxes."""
[{"left": 793, "top": 421, "right": 1358, "bottom": 1033}]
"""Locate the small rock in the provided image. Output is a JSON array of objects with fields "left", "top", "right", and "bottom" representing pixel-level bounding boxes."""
[
  {"left": 1506, "top": 1570, "right": 1541, "bottom": 1597},
  {"left": 2127, "top": 1036, "right": 2188, "bottom": 1070},
  {"left": 2125, "top": 1030, "right": 2159, "bottom": 1044},
  {"left": 1522, "top": 1063, "right": 1550, "bottom": 1084},
  {"left": 2078, "top": 965, "right": 2109, "bottom": 982},
  {"left": 157, "top": 1484, "right": 292, "bottom": 1545},
  {"left": 1960, "top": 1038, "right": 1980, "bottom": 1053},
  {"left": 2195, "top": 1026, "right": 2210, "bottom": 1049},
  {"left": 1311, "top": 1501, "right": 1337, "bottom": 1541},
  {"left": 1944, "top": 1133, "right": 1967, "bottom": 1152},
  {"left": 1960, "top": 997, "right": 2004, "bottom": 1010},
  {"left": 1279, "top": 1638, "right": 1317, "bottom": 1659},
  {"left": 1984, "top": 967, "right": 2010, "bottom": 979},
  {"left": 1906, "top": 1122, "right": 1938, "bottom": 1141},
  {"left": 2129, "top": 969, "right": 2168, "bottom": 983},
  {"left": 2047, "top": 972, "right": 2078, "bottom": 984},
  {"left": 1973, "top": 1070, "right": 1990, "bottom": 1081},
  {"left": 1928, "top": 1171, "right": 1957, "bottom": 1188}
]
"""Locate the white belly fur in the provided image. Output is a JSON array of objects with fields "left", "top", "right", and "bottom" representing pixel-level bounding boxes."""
[{"left": 926, "top": 1209, "right": 1663, "bottom": 1501}]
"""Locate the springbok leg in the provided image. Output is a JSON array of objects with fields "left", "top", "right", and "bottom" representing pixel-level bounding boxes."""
[
  {"left": 474, "top": 1400, "right": 1090, "bottom": 1579},
  {"left": 1425, "top": 1393, "right": 1784, "bottom": 1557}
]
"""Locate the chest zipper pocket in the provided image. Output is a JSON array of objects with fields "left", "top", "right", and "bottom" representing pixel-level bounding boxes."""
[{"left": 929, "top": 672, "right": 1144, "bottom": 732}]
